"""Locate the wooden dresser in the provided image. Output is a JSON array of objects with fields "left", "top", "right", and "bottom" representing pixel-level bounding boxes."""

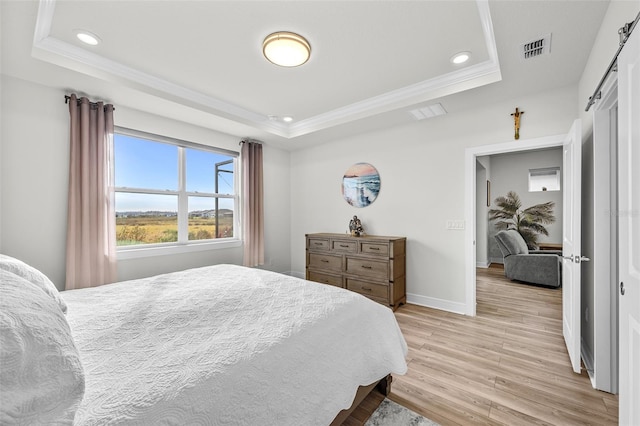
[{"left": 305, "top": 233, "right": 406, "bottom": 310}]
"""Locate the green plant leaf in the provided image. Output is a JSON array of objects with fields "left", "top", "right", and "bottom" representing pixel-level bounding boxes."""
[{"left": 490, "top": 191, "right": 555, "bottom": 248}]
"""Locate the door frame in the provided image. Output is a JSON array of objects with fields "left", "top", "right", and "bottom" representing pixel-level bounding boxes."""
[
  {"left": 591, "top": 73, "right": 619, "bottom": 393},
  {"left": 464, "top": 134, "right": 567, "bottom": 316}
]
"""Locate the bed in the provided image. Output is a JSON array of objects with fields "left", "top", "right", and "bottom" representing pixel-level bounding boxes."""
[{"left": 0, "top": 256, "right": 408, "bottom": 425}]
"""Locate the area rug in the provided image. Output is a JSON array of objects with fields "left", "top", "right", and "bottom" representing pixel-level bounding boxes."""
[{"left": 365, "top": 398, "right": 439, "bottom": 426}]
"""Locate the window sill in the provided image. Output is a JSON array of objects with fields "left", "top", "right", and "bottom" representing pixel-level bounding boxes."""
[{"left": 117, "top": 239, "right": 242, "bottom": 260}]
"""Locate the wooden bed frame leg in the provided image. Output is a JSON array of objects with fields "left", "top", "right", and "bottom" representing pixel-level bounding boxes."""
[
  {"left": 376, "top": 374, "right": 392, "bottom": 396},
  {"left": 330, "top": 375, "right": 394, "bottom": 425}
]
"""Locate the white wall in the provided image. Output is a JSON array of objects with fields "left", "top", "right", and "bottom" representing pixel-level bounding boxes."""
[
  {"left": 1, "top": 75, "right": 69, "bottom": 288},
  {"left": 487, "top": 147, "right": 563, "bottom": 262},
  {"left": 0, "top": 75, "right": 292, "bottom": 289},
  {"left": 290, "top": 85, "right": 577, "bottom": 310}
]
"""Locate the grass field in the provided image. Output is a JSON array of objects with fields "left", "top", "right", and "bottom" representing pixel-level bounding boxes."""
[{"left": 116, "top": 215, "right": 233, "bottom": 246}]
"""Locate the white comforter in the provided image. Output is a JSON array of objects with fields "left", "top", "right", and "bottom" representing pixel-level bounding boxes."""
[{"left": 62, "top": 264, "right": 407, "bottom": 425}]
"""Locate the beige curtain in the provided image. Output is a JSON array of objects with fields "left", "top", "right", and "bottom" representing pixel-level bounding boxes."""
[
  {"left": 241, "top": 140, "right": 264, "bottom": 267},
  {"left": 65, "top": 94, "right": 117, "bottom": 290}
]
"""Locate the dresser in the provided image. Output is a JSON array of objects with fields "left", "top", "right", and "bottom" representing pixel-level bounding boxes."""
[{"left": 305, "top": 233, "right": 406, "bottom": 310}]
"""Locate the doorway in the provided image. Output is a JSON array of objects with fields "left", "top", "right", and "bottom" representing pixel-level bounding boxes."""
[
  {"left": 465, "top": 121, "right": 584, "bottom": 374},
  {"left": 464, "top": 133, "right": 569, "bottom": 317}
]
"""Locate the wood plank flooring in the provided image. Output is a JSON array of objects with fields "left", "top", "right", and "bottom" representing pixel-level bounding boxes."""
[{"left": 344, "top": 264, "right": 618, "bottom": 425}]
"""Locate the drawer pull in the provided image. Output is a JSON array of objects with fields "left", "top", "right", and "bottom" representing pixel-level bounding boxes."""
[
  {"left": 339, "top": 244, "right": 350, "bottom": 248},
  {"left": 369, "top": 247, "right": 380, "bottom": 251},
  {"left": 314, "top": 242, "right": 323, "bottom": 245},
  {"left": 361, "top": 286, "right": 372, "bottom": 291},
  {"left": 321, "top": 259, "right": 329, "bottom": 263},
  {"left": 361, "top": 265, "right": 372, "bottom": 269}
]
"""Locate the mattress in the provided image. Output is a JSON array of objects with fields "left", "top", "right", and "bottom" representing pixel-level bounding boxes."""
[{"left": 61, "top": 264, "right": 408, "bottom": 425}]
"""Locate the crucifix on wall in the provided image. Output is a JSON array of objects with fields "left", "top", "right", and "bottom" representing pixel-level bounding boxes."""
[{"left": 511, "top": 107, "right": 524, "bottom": 140}]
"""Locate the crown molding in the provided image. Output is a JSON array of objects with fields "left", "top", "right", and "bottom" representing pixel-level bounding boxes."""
[
  {"left": 32, "top": 0, "right": 500, "bottom": 140},
  {"left": 33, "top": 0, "right": 55, "bottom": 44},
  {"left": 288, "top": 59, "right": 501, "bottom": 138}
]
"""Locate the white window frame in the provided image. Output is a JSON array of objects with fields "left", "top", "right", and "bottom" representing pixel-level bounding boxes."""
[
  {"left": 114, "top": 127, "right": 241, "bottom": 260},
  {"left": 528, "top": 166, "right": 561, "bottom": 192}
]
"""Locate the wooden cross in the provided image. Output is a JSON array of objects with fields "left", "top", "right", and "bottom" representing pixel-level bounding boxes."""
[{"left": 511, "top": 107, "right": 524, "bottom": 140}]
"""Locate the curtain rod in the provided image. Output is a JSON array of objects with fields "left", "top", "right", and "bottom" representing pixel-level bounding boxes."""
[
  {"left": 64, "top": 95, "right": 115, "bottom": 110},
  {"left": 585, "top": 11, "right": 639, "bottom": 112},
  {"left": 239, "top": 139, "right": 262, "bottom": 145}
]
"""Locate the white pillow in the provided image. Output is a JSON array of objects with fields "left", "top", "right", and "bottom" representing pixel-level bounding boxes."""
[
  {"left": 0, "top": 270, "right": 85, "bottom": 424},
  {"left": 0, "top": 254, "right": 67, "bottom": 313}
]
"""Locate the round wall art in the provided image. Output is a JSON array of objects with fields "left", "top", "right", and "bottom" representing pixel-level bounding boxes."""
[{"left": 342, "top": 162, "right": 381, "bottom": 208}]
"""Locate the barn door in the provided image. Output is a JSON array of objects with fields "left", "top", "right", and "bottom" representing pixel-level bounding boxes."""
[{"left": 617, "top": 24, "right": 640, "bottom": 426}]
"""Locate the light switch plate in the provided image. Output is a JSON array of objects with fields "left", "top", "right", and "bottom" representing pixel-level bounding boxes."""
[{"left": 446, "top": 220, "right": 465, "bottom": 230}]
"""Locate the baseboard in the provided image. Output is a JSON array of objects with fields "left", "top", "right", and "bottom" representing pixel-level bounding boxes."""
[
  {"left": 490, "top": 257, "right": 504, "bottom": 265},
  {"left": 298, "top": 272, "right": 468, "bottom": 316},
  {"left": 288, "top": 270, "right": 305, "bottom": 279},
  {"left": 406, "top": 293, "right": 467, "bottom": 315},
  {"left": 581, "top": 337, "right": 596, "bottom": 388},
  {"left": 476, "top": 261, "right": 490, "bottom": 268}
]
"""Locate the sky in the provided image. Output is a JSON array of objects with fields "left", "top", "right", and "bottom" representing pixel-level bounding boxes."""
[
  {"left": 343, "top": 162, "right": 378, "bottom": 177},
  {"left": 114, "top": 134, "right": 235, "bottom": 212}
]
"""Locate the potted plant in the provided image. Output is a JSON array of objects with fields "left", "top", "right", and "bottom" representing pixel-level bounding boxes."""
[{"left": 489, "top": 190, "right": 555, "bottom": 249}]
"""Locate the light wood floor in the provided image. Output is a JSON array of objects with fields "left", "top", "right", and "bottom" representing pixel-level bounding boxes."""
[{"left": 345, "top": 264, "right": 618, "bottom": 425}]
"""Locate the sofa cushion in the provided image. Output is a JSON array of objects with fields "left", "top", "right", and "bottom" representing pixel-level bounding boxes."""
[
  {"left": 495, "top": 230, "right": 529, "bottom": 255},
  {"left": 504, "top": 254, "right": 561, "bottom": 288}
]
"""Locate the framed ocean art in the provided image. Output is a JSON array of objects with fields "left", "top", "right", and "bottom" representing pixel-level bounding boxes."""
[{"left": 342, "top": 163, "right": 380, "bottom": 208}]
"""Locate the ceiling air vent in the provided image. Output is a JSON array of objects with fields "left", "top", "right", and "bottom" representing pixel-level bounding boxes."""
[
  {"left": 409, "top": 103, "right": 447, "bottom": 121},
  {"left": 520, "top": 33, "right": 552, "bottom": 59}
]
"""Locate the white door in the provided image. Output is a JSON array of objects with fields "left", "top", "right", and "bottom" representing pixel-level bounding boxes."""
[
  {"left": 562, "top": 119, "right": 583, "bottom": 374},
  {"left": 617, "top": 26, "right": 640, "bottom": 426}
]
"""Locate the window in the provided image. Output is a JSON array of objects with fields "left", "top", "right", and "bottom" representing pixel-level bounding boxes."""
[
  {"left": 114, "top": 128, "right": 238, "bottom": 252},
  {"left": 528, "top": 167, "right": 560, "bottom": 192}
]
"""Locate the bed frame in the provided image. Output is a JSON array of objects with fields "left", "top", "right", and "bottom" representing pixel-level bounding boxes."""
[{"left": 330, "top": 375, "right": 392, "bottom": 425}]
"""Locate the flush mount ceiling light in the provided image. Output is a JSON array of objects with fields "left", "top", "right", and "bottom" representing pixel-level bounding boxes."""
[
  {"left": 450, "top": 51, "right": 471, "bottom": 64},
  {"left": 74, "top": 30, "right": 101, "bottom": 46},
  {"left": 263, "top": 31, "right": 311, "bottom": 67}
]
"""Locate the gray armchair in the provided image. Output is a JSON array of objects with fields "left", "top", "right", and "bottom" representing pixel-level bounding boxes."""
[{"left": 494, "top": 230, "right": 562, "bottom": 288}]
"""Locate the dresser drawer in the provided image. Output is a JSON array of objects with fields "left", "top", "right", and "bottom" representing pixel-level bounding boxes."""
[
  {"left": 360, "top": 242, "right": 389, "bottom": 256},
  {"left": 308, "top": 253, "right": 342, "bottom": 272},
  {"left": 346, "top": 279, "right": 388, "bottom": 299},
  {"left": 308, "top": 238, "right": 330, "bottom": 251},
  {"left": 345, "top": 257, "right": 388, "bottom": 278},
  {"left": 331, "top": 239, "right": 357, "bottom": 253},
  {"left": 308, "top": 271, "right": 343, "bottom": 288}
]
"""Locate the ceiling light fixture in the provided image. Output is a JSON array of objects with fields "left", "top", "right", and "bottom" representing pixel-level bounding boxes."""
[
  {"left": 263, "top": 31, "right": 311, "bottom": 67},
  {"left": 282, "top": 116, "right": 294, "bottom": 122},
  {"left": 74, "top": 30, "right": 101, "bottom": 46},
  {"left": 450, "top": 51, "right": 471, "bottom": 64}
]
